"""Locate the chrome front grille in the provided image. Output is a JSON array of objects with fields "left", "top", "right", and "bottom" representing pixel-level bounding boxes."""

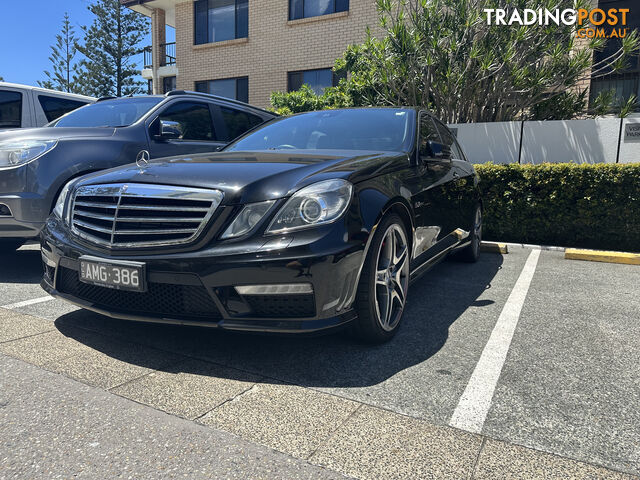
[{"left": 71, "top": 183, "right": 224, "bottom": 248}]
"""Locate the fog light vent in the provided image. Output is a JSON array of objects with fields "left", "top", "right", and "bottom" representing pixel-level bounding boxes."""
[{"left": 0, "top": 204, "right": 11, "bottom": 217}]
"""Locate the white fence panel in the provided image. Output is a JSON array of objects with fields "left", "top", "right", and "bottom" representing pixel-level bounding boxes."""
[
  {"left": 449, "top": 121, "right": 521, "bottom": 164},
  {"left": 618, "top": 118, "right": 640, "bottom": 164},
  {"left": 520, "top": 118, "right": 620, "bottom": 164}
]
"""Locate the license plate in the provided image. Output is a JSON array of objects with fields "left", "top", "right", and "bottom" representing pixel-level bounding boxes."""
[{"left": 79, "top": 256, "right": 146, "bottom": 292}]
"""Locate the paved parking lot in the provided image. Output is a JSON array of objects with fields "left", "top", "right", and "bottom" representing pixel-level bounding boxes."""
[{"left": 1, "top": 243, "right": 639, "bottom": 479}]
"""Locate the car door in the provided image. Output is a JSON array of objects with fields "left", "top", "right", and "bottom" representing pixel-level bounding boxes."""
[
  {"left": 432, "top": 118, "right": 477, "bottom": 234},
  {"left": 408, "top": 112, "right": 460, "bottom": 264},
  {"left": 148, "top": 100, "right": 225, "bottom": 158}
]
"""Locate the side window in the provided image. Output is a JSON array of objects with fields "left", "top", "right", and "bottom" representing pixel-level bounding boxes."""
[
  {"left": 38, "top": 95, "right": 88, "bottom": 122},
  {"left": 450, "top": 137, "right": 466, "bottom": 161},
  {"left": 155, "top": 101, "right": 215, "bottom": 141},
  {"left": 0, "top": 90, "right": 22, "bottom": 129},
  {"left": 219, "top": 107, "right": 264, "bottom": 141},
  {"left": 433, "top": 119, "right": 460, "bottom": 159},
  {"left": 418, "top": 113, "right": 441, "bottom": 158}
]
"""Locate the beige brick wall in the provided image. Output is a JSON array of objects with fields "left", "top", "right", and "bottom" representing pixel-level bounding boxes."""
[{"left": 173, "top": 0, "right": 382, "bottom": 108}]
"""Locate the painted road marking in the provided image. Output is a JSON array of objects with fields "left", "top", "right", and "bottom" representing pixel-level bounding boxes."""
[
  {"left": 449, "top": 248, "right": 541, "bottom": 434},
  {"left": 1, "top": 296, "right": 55, "bottom": 310}
]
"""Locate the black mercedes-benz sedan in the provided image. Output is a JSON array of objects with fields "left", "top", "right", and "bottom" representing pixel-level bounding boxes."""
[{"left": 40, "top": 108, "right": 481, "bottom": 343}]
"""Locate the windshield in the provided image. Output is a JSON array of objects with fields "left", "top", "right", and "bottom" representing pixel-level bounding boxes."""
[
  {"left": 225, "top": 108, "right": 415, "bottom": 153},
  {"left": 51, "top": 97, "right": 164, "bottom": 128}
]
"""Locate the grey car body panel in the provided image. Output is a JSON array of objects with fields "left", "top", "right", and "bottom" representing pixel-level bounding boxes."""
[{"left": 0, "top": 94, "right": 276, "bottom": 239}]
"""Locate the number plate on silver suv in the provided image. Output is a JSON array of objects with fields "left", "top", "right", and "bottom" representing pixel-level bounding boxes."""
[{"left": 79, "top": 256, "right": 146, "bottom": 292}]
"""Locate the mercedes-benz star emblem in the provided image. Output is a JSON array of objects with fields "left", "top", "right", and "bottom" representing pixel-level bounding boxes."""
[{"left": 136, "top": 150, "right": 150, "bottom": 170}]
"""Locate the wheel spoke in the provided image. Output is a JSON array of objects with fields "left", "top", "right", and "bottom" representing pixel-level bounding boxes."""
[
  {"left": 383, "top": 285, "right": 393, "bottom": 327},
  {"left": 376, "top": 269, "right": 387, "bottom": 285},
  {"left": 393, "top": 245, "right": 408, "bottom": 269}
]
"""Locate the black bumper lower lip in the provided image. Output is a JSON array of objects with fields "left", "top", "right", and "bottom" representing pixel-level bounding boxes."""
[{"left": 41, "top": 280, "right": 357, "bottom": 333}]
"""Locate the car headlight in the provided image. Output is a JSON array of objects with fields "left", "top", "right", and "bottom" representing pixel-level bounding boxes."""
[
  {"left": 0, "top": 140, "right": 58, "bottom": 169},
  {"left": 221, "top": 200, "right": 276, "bottom": 239},
  {"left": 266, "top": 179, "right": 353, "bottom": 234},
  {"left": 53, "top": 178, "right": 77, "bottom": 223}
]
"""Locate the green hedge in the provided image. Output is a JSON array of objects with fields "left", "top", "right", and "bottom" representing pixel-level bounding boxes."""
[{"left": 475, "top": 163, "right": 640, "bottom": 253}]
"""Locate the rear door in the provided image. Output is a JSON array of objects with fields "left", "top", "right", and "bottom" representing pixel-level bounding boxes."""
[
  {"left": 148, "top": 100, "right": 225, "bottom": 158},
  {"left": 432, "top": 118, "right": 477, "bottom": 233}
]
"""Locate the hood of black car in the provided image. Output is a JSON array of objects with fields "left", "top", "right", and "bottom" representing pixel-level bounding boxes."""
[
  {"left": 0, "top": 127, "right": 116, "bottom": 142},
  {"left": 76, "top": 150, "right": 406, "bottom": 204}
]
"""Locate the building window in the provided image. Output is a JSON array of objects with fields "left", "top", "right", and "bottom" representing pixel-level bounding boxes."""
[
  {"left": 289, "top": 0, "right": 348, "bottom": 21},
  {"left": 163, "top": 76, "right": 177, "bottom": 94},
  {"left": 288, "top": 68, "right": 345, "bottom": 95},
  {"left": 0, "top": 90, "right": 22, "bottom": 129},
  {"left": 589, "top": 0, "right": 639, "bottom": 110},
  {"left": 195, "top": 77, "right": 249, "bottom": 103},
  {"left": 194, "top": 0, "right": 248, "bottom": 45}
]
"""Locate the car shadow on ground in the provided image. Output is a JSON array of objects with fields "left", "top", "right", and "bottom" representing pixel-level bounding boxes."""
[
  {"left": 0, "top": 246, "right": 43, "bottom": 284},
  {"left": 54, "top": 253, "right": 503, "bottom": 388}
]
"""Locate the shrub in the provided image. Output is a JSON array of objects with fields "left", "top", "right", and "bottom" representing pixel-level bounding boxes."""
[{"left": 475, "top": 163, "right": 640, "bottom": 253}]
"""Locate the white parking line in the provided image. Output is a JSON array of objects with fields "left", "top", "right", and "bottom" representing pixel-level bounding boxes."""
[
  {"left": 449, "top": 248, "right": 541, "bottom": 434},
  {"left": 1, "top": 296, "right": 55, "bottom": 310}
]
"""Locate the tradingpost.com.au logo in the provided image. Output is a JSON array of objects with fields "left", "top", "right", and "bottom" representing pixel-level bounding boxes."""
[{"left": 484, "top": 7, "right": 630, "bottom": 39}]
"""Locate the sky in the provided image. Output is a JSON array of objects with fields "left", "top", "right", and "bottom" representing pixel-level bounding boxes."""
[{"left": 0, "top": 0, "right": 171, "bottom": 87}]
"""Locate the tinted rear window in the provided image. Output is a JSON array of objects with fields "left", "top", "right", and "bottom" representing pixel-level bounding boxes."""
[
  {"left": 219, "top": 107, "right": 264, "bottom": 141},
  {"left": 0, "top": 90, "right": 22, "bottom": 129},
  {"left": 38, "top": 95, "right": 89, "bottom": 122}
]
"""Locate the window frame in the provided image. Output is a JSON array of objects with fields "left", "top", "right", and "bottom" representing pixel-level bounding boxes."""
[
  {"left": 194, "top": 76, "right": 249, "bottom": 103},
  {"left": 0, "top": 90, "right": 23, "bottom": 129},
  {"left": 288, "top": 0, "right": 349, "bottom": 21},
  {"left": 193, "top": 0, "right": 249, "bottom": 45}
]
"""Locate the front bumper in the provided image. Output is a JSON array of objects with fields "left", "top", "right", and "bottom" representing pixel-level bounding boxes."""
[
  {"left": 0, "top": 166, "right": 48, "bottom": 238},
  {"left": 40, "top": 216, "right": 366, "bottom": 333}
]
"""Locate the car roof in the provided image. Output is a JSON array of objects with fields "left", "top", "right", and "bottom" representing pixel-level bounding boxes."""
[
  {"left": 96, "top": 91, "right": 277, "bottom": 117},
  {"left": 0, "top": 82, "right": 95, "bottom": 101}
]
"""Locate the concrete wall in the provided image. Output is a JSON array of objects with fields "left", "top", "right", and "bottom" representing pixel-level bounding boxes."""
[
  {"left": 450, "top": 118, "right": 639, "bottom": 165},
  {"left": 449, "top": 122, "right": 521, "bottom": 164}
]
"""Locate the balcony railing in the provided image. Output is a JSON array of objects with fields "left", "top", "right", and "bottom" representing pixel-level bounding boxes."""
[{"left": 143, "top": 42, "right": 176, "bottom": 69}]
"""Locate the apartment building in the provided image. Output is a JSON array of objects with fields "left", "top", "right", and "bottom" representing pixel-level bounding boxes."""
[
  {"left": 588, "top": 0, "right": 640, "bottom": 107},
  {"left": 123, "top": 0, "right": 382, "bottom": 108}
]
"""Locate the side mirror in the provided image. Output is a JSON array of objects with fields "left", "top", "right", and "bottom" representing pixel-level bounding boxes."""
[
  {"left": 154, "top": 119, "right": 183, "bottom": 141},
  {"left": 428, "top": 140, "right": 451, "bottom": 160}
]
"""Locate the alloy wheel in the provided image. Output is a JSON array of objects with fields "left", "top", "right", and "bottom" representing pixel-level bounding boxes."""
[{"left": 374, "top": 224, "right": 409, "bottom": 331}]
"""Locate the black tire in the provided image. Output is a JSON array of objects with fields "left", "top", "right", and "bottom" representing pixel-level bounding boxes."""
[
  {"left": 352, "top": 214, "right": 410, "bottom": 343},
  {"left": 455, "top": 205, "right": 482, "bottom": 263},
  {"left": 0, "top": 239, "right": 25, "bottom": 253}
]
